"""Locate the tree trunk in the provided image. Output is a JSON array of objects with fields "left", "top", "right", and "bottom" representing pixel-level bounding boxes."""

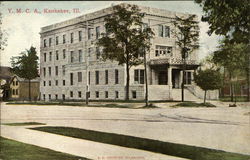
[
  {"left": 204, "top": 90, "right": 207, "bottom": 104},
  {"left": 28, "top": 79, "right": 31, "bottom": 101},
  {"left": 221, "top": 68, "right": 226, "bottom": 98},
  {"left": 181, "top": 63, "right": 186, "bottom": 102},
  {"left": 246, "top": 68, "right": 250, "bottom": 102},
  {"left": 229, "top": 72, "right": 234, "bottom": 102},
  {"left": 125, "top": 60, "right": 130, "bottom": 101},
  {"left": 144, "top": 50, "right": 148, "bottom": 107}
]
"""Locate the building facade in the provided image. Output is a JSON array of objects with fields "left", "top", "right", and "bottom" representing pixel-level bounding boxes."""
[
  {"left": 9, "top": 76, "right": 40, "bottom": 101},
  {"left": 40, "top": 3, "right": 210, "bottom": 101}
]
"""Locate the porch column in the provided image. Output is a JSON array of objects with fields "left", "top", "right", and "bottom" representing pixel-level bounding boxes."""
[
  {"left": 168, "top": 67, "right": 172, "bottom": 87},
  {"left": 168, "top": 66, "right": 172, "bottom": 99},
  {"left": 179, "top": 70, "right": 183, "bottom": 88}
]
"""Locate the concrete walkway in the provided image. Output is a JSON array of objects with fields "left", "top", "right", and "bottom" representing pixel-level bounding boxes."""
[{"left": 1, "top": 125, "right": 189, "bottom": 160}]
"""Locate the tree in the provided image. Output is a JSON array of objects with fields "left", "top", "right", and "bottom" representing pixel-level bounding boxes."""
[
  {"left": 212, "top": 39, "right": 249, "bottom": 102},
  {"left": 173, "top": 15, "right": 199, "bottom": 102},
  {"left": 194, "top": 69, "right": 222, "bottom": 103},
  {"left": 0, "top": 2, "right": 8, "bottom": 50},
  {"left": 97, "top": 4, "right": 154, "bottom": 101},
  {"left": 11, "top": 46, "right": 39, "bottom": 101},
  {"left": 195, "top": 0, "right": 250, "bottom": 44},
  {"left": 195, "top": 0, "right": 250, "bottom": 101}
]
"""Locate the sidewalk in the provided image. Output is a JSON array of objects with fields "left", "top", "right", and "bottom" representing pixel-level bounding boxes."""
[{"left": 1, "top": 125, "right": 189, "bottom": 160}]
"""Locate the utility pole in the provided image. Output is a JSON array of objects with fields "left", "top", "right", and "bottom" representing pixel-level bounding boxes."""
[
  {"left": 143, "top": 48, "right": 149, "bottom": 107},
  {"left": 85, "top": 21, "right": 89, "bottom": 105}
]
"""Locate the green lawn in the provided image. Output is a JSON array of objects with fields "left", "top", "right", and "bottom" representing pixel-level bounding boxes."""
[
  {"left": 3, "top": 122, "right": 46, "bottom": 126},
  {"left": 0, "top": 136, "right": 89, "bottom": 160},
  {"left": 220, "top": 96, "right": 248, "bottom": 102},
  {"left": 32, "top": 126, "right": 250, "bottom": 160},
  {"left": 173, "top": 102, "right": 216, "bottom": 107},
  {"left": 6, "top": 101, "right": 129, "bottom": 108}
]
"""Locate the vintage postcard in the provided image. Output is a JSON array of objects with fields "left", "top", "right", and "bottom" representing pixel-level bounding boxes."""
[{"left": 0, "top": 1, "right": 249, "bottom": 160}]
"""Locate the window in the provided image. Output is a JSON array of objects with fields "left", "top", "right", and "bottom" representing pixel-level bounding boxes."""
[
  {"left": 49, "top": 81, "right": 51, "bottom": 86},
  {"left": 141, "top": 23, "right": 149, "bottom": 31},
  {"left": 12, "top": 89, "right": 15, "bottom": 95},
  {"left": 49, "top": 52, "right": 52, "bottom": 61},
  {"left": 62, "top": 94, "right": 65, "bottom": 100},
  {"left": 70, "top": 51, "right": 74, "bottom": 63},
  {"left": 88, "top": 48, "right": 92, "bottom": 55},
  {"left": 158, "top": 25, "right": 170, "bottom": 37},
  {"left": 78, "top": 50, "right": 82, "bottom": 62},
  {"left": 70, "top": 33, "right": 74, "bottom": 43},
  {"left": 70, "top": 73, "right": 73, "bottom": 85},
  {"left": 70, "top": 91, "right": 73, "bottom": 98},
  {"left": 115, "top": 69, "right": 119, "bottom": 84},
  {"left": 184, "top": 72, "right": 192, "bottom": 84},
  {"left": 115, "top": 91, "right": 119, "bottom": 99},
  {"left": 134, "top": 69, "right": 144, "bottom": 84},
  {"left": 44, "top": 39, "right": 47, "bottom": 47},
  {"left": 105, "top": 91, "right": 108, "bottom": 98},
  {"left": 49, "top": 67, "right": 51, "bottom": 76},
  {"left": 44, "top": 53, "right": 46, "bottom": 62},
  {"left": 56, "top": 50, "right": 59, "bottom": 60},
  {"left": 16, "top": 81, "right": 18, "bottom": 85},
  {"left": 12, "top": 81, "right": 15, "bottom": 86},
  {"left": 88, "top": 28, "right": 92, "bottom": 39},
  {"left": 158, "top": 25, "right": 164, "bottom": 37},
  {"left": 43, "top": 81, "right": 46, "bottom": 86},
  {"left": 55, "top": 66, "right": 58, "bottom": 76},
  {"left": 96, "top": 47, "right": 100, "bottom": 60},
  {"left": 63, "top": 49, "right": 66, "bottom": 59},
  {"left": 43, "top": 68, "right": 46, "bottom": 77},
  {"left": 16, "top": 89, "right": 18, "bottom": 95},
  {"left": 78, "top": 72, "right": 82, "bottom": 82},
  {"left": 43, "top": 94, "right": 45, "bottom": 100},
  {"left": 95, "top": 71, "right": 99, "bottom": 85},
  {"left": 49, "top": 94, "right": 51, "bottom": 100},
  {"left": 62, "top": 65, "right": 65, "bottom": 76},
  {"left": 55, "top": 80, "right": 58, "bottom": 86},
  {"left": 55, "top": 94, "right": 58, "bottom": 100},
  {"left": 132, "top": 91, "right": 137, "bottom": 99},
  {"left": 56, "top": 36, "right": 58, "bottom": 45},
  {"left": 165, "top": 26, "right": 170, "bottom": 38},
  {"left": 88, "top": 71, "right": 90, "bottom": 85},
  {"left": 78, "top": 31, "right": 82, "bottom": 41},
  {"left": 96, "top": 26, "right": 100, "bottom": 39},
  {"left": 78, "top": 91, "right": 81, "bottom": 98},
  {"left": 63, "top": 80, "right": 66, "bottom": 86},
  {"left": 49, "top": 38, "right": 52, "bottom": 46},
  {"left": 95, "top": 91, "right": 99, "bottom": 98},
  {"left": 63, "top": 34, "right": 66, "bottom": 44},
  {"left": 155, "top": 45, "right": 172, "bottom": 57},
  {"left": 105, "top": 70, "right": 108, "bottom": 84}
]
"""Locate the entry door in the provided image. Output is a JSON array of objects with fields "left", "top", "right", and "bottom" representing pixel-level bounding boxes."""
[{"left": 158, "top": 71, "right": 168, "bottom": 85}]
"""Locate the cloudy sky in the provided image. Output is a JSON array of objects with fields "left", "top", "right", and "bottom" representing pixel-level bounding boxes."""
[{"left": 0, "top": 1, "right": 220, "bottom": 67}]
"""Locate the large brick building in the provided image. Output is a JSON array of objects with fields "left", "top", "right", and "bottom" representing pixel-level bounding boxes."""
[{"left": 40, "top": 3, "right": 216, "bottom": 101}]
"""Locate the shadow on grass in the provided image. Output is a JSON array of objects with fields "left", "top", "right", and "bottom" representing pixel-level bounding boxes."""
[
  {"left": 2, "top": 122, "right": 46, "bottom": 126},
  {"left": 31, "top": 126, "right": 250, "bottom": 160},
  {"left": 172, "top": 102, "right": 216, "bottom": 108},
  {"left": 0, "top": 136, "right": 89, "bottom": 160},
  {"left": 6, "top": 102, "right": 130, "bottom": 108}
]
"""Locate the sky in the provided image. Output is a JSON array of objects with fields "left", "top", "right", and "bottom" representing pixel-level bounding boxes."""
[{"left": 0, "top": 1, "right": 220, "bottom": 67}]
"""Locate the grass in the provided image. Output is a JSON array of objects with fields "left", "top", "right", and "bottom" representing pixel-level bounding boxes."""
[
  {"left": 220, "top": 96, "right": 248, "bottom": 102},
  {"left": 32, "top": 126, "right": 250, "bottom": 160},
  {"left": 139, "top": 103, "right": 159, "bottom": 109},
  {"left": 2, "top": 122, "right": 46, "bottom": 126},
  {"left": 6, "top": 101, "right": 129, "bottom": 108},
  {"left": 0, "top": 136, "right": 88, "bottom": 160},
  {"left": 173, "top": 102, "right": 216, "bottom": 108}
]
